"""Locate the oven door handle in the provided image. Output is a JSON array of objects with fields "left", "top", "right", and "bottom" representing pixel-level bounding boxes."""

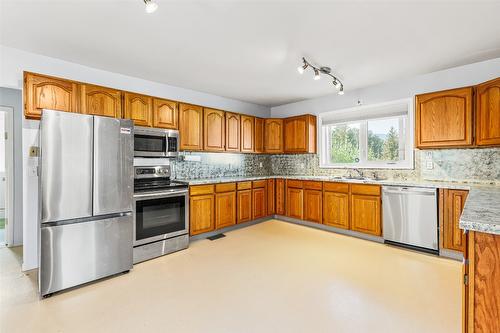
[{"left": 134, "top": 190, "right": 188, "bottom": 199}]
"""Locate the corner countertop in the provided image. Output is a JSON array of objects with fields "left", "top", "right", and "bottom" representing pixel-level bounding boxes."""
[{"left": 175, "top": 175, "right": 500, "bottom": 235}]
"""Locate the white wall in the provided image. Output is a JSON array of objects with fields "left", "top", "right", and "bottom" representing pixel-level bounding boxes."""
[
  {"left": 271, "top": 57, "right": 500, "bottom": 117},
  {"left": 0, "top": 45, "right": 271, "bottom": 271},
  {"left": 0, "top": 45, "right": 271, "bottom": 117},
  {"left": 0, "top": 112, "right": 5, "bottom": 216}
]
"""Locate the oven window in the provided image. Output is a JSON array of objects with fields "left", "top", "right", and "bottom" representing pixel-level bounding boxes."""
[
  {"left": 134, "top": 134, "right": 166, "bottom": 153},
  {"left": 135, "top": 196, "right": 186, "bottom": 241}
]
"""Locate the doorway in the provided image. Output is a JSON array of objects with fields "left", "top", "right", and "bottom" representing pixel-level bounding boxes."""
[{"left": 0, "top": 107, "right": 14, "bottom": 247}]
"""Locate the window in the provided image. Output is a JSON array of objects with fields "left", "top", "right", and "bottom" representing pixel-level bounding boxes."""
[{"left": 319, "top": 99, "right": 413, "bottom": 169}]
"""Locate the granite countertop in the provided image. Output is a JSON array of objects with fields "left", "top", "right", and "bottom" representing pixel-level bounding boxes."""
[{"left": 175, "top": 175, "right": 500, "bottom": 235}]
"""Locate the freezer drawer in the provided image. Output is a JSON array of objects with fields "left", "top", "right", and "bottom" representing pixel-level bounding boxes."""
[
  {"left": 40, "top": 214, "right": 133, "bottom": 296},
  {"left": 382, "top": 186, "right": 438, "bottom": 251}
]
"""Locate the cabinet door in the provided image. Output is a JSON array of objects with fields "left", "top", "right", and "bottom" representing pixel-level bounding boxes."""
[
  {"left": 286, "top": 187, "right": 303, "bottom": 220},
  {"left": 267, "top": 179, "right": 275, "bottom": 215},
  {"left": 24, "top": 72, "right": 79, "bottom": 119},
  {"left": 124, "top": 92, "right": 153, "bottom": 126},
  {"left": 476, "top": 77, "right": 500, "bottom": 146},
  {"left": 323, "top": 191, "right": 350, "bottom": 229},
  {"left": 237, "top": 190, "right": 252, "bottom": 223},
  {"left": 264, "top": 119, "right": 284, "bottom": 153},
  {"left": 225, "top": 112, "right": 240, "bottom": 151},
  {"left": 80, "top": 84, "right": 122, "bottom": 118},
  {"left": 179, "top": 103, "right": 203, "bottom": 150},
  {"left": 215, "top": 191, "right": 236, "bottom": 229},
  {"left": 241, "top": 115, "right": 255, "bottom": 153},
  {"left": 204, "top": 108, "right": 225, "bottom": 151},
  {"left": 304, "top": 189, "right": 322, "bottom": 223},
  {"left": 415, "top": 87, "right": 473, "bottom": 148},
  {"left": 252, "top": 188, "right": 267, "bottom": 219},
  {"left": 443, "top": 189, "right": 468, "bottom": 253},
  {"left": 351, "top": 194, "right": 381, "bottom": 236},
  {"left": 190, "top": 194, "right": 215, "bottom": 235},
  {"left": 153, "top": 98, "right": 178, "bottom": 129},
  {"left": 276, "top": 179, "right": 285, "bottom": 215},
  {"left": 254, "top": 117, "right": 265, "bottom": 153}
]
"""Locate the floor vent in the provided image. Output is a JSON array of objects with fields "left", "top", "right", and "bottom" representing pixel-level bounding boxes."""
[{"left": 207, "top": 233, "right": 226, "bottom": 241}]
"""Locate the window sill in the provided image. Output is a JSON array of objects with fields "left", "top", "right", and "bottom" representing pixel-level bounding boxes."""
[{"left": 319, "top": 163, "right": 415, "bottom": 170}]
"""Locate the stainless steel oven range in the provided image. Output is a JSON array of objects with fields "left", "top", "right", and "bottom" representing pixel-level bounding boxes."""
[{"left": 133, "top": 165, "right": 189, "bottom": 263}]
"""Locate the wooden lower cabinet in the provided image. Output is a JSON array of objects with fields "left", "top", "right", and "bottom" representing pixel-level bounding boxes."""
[
  {"left": 442, "top": 189, "right": 468, "bottom": 253},
  {"left": 237, "top": 189, "right": 252, "bottom": 223},
  {"left": 304, "top": 189, "right": 322, "bottom": 223},
  {"left": 190, "top": 194, "right": 215, "bottom": 235},
  {"left": 350, "top": 193, "right": 381, "bottom": 236},
  {"left": 276, "top": 179, "right": 285, "bottom": 215},
  {"left": 252, "top": 188, "right": 267, "bottom": 219},
  {"left": 286, "top": 187, "right": 304, "bottom": 220},
  {"left": 267, "top": 179, "right": 275, "bottom": 215},
  {"left": 215, "top": 191, "right": 236, "bottom": 229},
  {"left": 468, "top": 231, "right": 500, "bottom": 333},
  {"left": 323, "top": 191, "right": 350, "bottom": 229}
]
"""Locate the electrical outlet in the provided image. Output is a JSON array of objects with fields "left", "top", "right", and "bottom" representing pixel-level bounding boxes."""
[
  {"left": 425, "top": 151, "right": 432, "bottom": 160},
  {"left": 259, "top": 162, "right": 263, "bottom": 168},
  {"left": 426, "top": 161, "right": 434, "bottom": 170}
]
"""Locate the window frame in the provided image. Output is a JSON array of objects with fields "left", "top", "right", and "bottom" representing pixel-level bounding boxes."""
[{"left": 318, "top": 99, "right": 414, "bottom": 169}]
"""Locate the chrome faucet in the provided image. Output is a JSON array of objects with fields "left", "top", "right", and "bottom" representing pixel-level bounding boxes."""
[{"left": 353, "top": 168, "right": 363, "bottom": 177}]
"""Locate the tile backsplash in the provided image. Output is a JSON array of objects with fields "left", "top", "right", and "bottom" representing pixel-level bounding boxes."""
[{"left": 173, "top": 148, "right": 500, "bottom": 185}]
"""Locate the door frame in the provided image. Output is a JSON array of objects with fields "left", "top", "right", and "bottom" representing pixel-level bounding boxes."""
[{"left": 0, "top": 106, "right": 14, "bottom": 247}]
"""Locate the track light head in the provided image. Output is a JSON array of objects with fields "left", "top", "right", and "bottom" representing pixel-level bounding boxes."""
[
  {"left": 297, "top": 63, "right": 308, "bottom": 74},
  {"left": 313, "top": 68, "right": 321, "bottom": 80},
  {"left": 333, "top": 79, "right": 342, "bottom": 90},
  {"left": 144, "top": 0, "right": 158, "bottom": 13},
  {"left": 338, "top": 85, "right": 344, "bottom": 95}
]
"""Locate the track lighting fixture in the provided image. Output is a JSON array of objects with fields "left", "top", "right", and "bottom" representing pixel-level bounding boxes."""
[
  {"left": 297, "top": 57, "right": 345, "bottom": 95},
  {"left": 144, "top": 0, "right": 158, "bottom": 13}
]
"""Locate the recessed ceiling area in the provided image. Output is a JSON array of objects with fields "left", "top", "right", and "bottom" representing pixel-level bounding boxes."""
[{"left": 1, "top": 0, "right": 500, "bottom": 106}]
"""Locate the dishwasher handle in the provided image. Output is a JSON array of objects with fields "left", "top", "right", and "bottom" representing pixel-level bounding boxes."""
[{"left": 382, "top": 186, "right": 437, "bottom": 196}]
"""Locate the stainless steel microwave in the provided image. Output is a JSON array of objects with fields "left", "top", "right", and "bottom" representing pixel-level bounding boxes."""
[{"left": 134, "top": 126, "right": 179, "bottom": 158}]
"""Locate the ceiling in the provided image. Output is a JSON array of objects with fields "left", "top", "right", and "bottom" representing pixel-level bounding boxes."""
[{"left": 1, "top": 0, "right": 500, "bottom": 106}]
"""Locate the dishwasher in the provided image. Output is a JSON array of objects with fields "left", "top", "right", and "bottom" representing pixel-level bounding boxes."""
[{"left": 382, "top": 186, "right": 438, "bottom": 254}]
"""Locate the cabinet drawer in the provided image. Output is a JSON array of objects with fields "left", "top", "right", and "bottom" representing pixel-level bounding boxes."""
[
  {"left": 190, "top": 184, "right": 215, "bottom": 196},
  {"left": 286, "top": 179, "right": 303, "bottom": 189},
  {"left": 252, "top": 180, "right": 267, "bottom": 188},
  {"left": 237, "top": 181, "right": 252, "bottom": 190},
  {"left": 323, "top": 182, "right": 349, "bottom": 193},
  {"left": 303, "top": 181, "right": 322, "bottom": 190},
  {"left": 215, "top": 182, "right": 236, "bottom": 193},
  {"left": 351, "top": 184, "right": 381, "bottom": 196}
]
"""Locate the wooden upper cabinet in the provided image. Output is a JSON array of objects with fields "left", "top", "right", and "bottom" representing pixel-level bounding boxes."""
[
  {"left": 476, "top": 77, "right": 500, "bottom": 146},
  {"left": 124, "top": 92, "right": 153, "bottom": 127},
  {"left": 415, "top": 87, "right": 473, "bottom": 148},
  {"left": 24, "top": 72, "right": 79, "bottom": 119},
  {"left": 80, "top": 84, "right": 122, "bottom": 118},
  {"left": 267, "top": 179, "right": 275, "bottom": 215},
  {"left": 284, "top": 115, "right": 317, "bottom": 153},
  {"left": 241, "top": 115, "right": 255, "bottom": 153},
  {"left": 153, "top": 98, "right": 178, "bottom": 129},
  {"left": 252, "top": 187, "right": 267, "bottom": 220},
  {"left": 264, "top": 119, "right": 284, "bottom": 153},
  {"left": 442, "top": 189, "right": 468, "bottom": 253},
  {"left": 304, "top": 189, "right": 322, "bottom": 223},
  {"left": 204, "top": 108, "right": 225, "bottom": 151},
  {"left": 254, "top": 117, "right": 265, "bottom": 153},
  {"left": 225, "top": 112, "right": 240, "bottom": 151},
  {"left": 190, "top": 194, "right": 215, "bottom": 236},
  {"left": 179, "top": 103, "right": 203, "bottom": 151},
  {"left": 276, "top": 179, "right": 285, "bottom": 215}
]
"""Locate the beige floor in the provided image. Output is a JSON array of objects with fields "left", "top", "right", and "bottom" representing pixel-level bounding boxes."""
[{"left": 0, "top": 220, "right": 462, "bottom": 333}]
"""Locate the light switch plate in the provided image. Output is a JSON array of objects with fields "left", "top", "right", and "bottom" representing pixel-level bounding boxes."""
[{"left": 426, "top": 161, "right": 434, "bottom": 170}]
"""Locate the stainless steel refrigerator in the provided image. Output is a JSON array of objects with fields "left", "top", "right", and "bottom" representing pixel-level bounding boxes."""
[{"left": 39, "top": 109, "right": 134, "bottom": 296}]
